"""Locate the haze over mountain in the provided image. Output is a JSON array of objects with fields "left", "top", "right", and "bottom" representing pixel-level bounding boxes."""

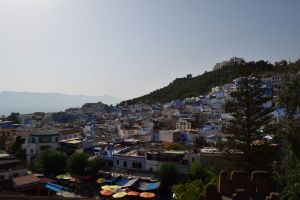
[{"left": 0, "top": 91, "right": 122, "bottom": 115}]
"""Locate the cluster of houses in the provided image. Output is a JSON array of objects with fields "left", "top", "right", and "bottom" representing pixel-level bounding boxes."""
[{"left": 0, "top": 73, "right": 296, "bottom": 197}]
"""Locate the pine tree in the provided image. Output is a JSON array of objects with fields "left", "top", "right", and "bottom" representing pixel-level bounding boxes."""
[
  {"left": 275, "top": 76, "right": 300, "bottom": 200},
  {"left": 223, "top": 76, "right": 275, "bottom": 170}
]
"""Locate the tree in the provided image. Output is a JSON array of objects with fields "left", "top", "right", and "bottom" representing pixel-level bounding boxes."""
[
  {"left": 157, "top": 162, "right": 179, "bottom": 188},
  {"left": 223, "top": 76, "right": 274, "bottom": 170},
  {"left": 67, "top": 152, "right": 89, "bottom": 176},
  {"left": 5, "top": 112, "right": 20, "bottom": 124},
  {"left": 275, "top": 122, "right": 300, "bottom": 200},
  {"left": 167, "top": 143, "right": 185, "bottom": 151},
  {"left": 8, "top": 136, "right": 26, "bottom": 160},
  {"left": 186, "top": 74, "right": 193, "bottom": 78},
  {"left": 40, "top": 151, "right": 66, "bottom": 176},
  {"left": 87, "top": 156, "right": 106, "bottom": 177},
  {"left": 194, "top": 136, "right": 207, "bottom": 148},
  {"left": 187, "top": 162, "right": 216, "bottom": 183},
  {"left": 28, "top": 159, "right": 44, "bottom": 174},
  {"left": 172, "top": 180, "right": 206, "bottom": 200},
  {"left": 279, "top": 77, "right": 300, "bottom": 119},
  {"left": 275, "top": 76, "right": 300, "bottom": 200},
  {"left": 0, "top": 136, "right": 6, "bottom": 150},
  {"left": 29, "top": 151, "right": 66, "bottom": 176}
]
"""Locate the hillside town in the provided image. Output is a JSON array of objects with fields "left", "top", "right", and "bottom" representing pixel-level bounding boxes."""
[{"left": 1, "top": 67, "right": 298, "bottom": 200}]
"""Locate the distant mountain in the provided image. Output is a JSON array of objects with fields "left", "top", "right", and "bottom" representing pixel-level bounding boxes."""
[
  {"left": 0, "top": 91, "right": 122, "bottom": 115},
  {"left": 122, "top": 59, "right": 300, "bottom": 105}
]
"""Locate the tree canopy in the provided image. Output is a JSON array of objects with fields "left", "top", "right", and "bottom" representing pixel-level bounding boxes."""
[
  {"left": 172, "top": 180, "right": 206, "bottom": 200},
  {"left": 275, "top": 76, "right": 300, "bottom": 200},
  {"left": 29, "top": 151, "right": 67, "bottom": 176},
  {"left": 187, "top": 162, "right": 216, "bottom": 183},
  {"left": 87, "top": 156, "right": 106, "bottom": 177},
  {"left": 157, "top": 162, "right": 179, "bottom": 188},
  {"left": 67, "top": 152, "right": 89, "bottom": 176},
  {"left": 223, "top": 76, "right": 275, "bottom": 170},
  {"left": 8, "top": 136, "right": 26, "bottom": 160},
  {"left": 5, "top": 112, "right": 21, "bottom": 124}
]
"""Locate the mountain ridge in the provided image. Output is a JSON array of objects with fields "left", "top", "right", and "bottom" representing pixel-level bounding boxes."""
[
  {"left": 0, "top": 91, "right": 122, "bottom": 115},
  {"left": 122, "top": 58, "right": 300, "bottom": 105}
]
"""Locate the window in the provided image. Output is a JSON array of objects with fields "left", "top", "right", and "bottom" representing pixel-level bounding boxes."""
[
  {"left": 41, "top": 146, "right": 50, "bottom": 151},
  {"left": 132, "top": 162, "right": 142, "bottom": 169},
  {"left": 123, "top": 161, "right": 127, "bottom": 168},
  {"left": 30, "top": 149, "right": 34, "bottom": 154},
  {"left": 116, "top": 160, "right": 119, "bottom": 165},
  {"left": 13, "top": 172, "right": 19, "bottom": 177}
]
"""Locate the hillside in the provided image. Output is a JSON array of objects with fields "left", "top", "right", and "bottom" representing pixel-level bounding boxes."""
[{"left": 122, "top": 59, "right": 300, "bottom": 105}]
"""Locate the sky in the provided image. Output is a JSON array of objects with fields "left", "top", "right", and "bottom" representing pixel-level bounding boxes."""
[{"left": 0, "top": 0, "right": 300, "bottom": 100}]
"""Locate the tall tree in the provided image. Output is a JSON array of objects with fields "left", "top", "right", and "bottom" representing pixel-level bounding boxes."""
[
  {"left": 157, "top": 162, "right": 179, "bottom": 188},
  {"left": 275, "top": 76, "right": 300, "bottom": 200},
  {"left": 8, "top": 136, "right": 26, "bottom": 160},
  {"left": 87, "top": 156, "right": 106, "bottom": 178},
  {"left": 223, "top": 76, "right": 274, "bottom": 170}
]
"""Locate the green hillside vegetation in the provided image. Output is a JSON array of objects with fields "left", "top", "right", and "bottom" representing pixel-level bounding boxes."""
[{"left": 122, "top": 59, "right": 300, "bottom": 105}]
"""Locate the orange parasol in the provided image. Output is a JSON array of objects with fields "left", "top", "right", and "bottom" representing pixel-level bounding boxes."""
[
  {"left": 127, "top": 191, "right": 140, "bottom": 196},
  {"left": 100, "top": 189, "right": 114, "bottom": 196},
  {"left": 140, "top": 192, "right": 156, "bottom": 199}
]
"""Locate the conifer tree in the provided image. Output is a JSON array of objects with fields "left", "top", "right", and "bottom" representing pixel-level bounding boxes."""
[{"left": 223, "top": 76, "right": 274, "bottom": 170}]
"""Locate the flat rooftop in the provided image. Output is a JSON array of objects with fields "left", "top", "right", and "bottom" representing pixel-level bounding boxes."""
[
  {"left": 31, "top": 129, "right": 59, "bottom": 136},
  {"left": 60, "top": 138, "right": 82, "bottom": 144},
  {"left": 163, "top": 150, "right": 186, "bottom": 155},
  {"left": 116, "top": 149, "right": 146, "bottom": 157}
]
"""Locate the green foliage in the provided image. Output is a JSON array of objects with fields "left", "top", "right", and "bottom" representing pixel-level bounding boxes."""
[
  {"left": 193, "top": 136, "right": 207, "bottom": 148},
  {"left": 28, "top": 159, "right": 44, "bottom": 174},
  {"left": 188, "top": 162, "right": 217, "bottom": 184},
  {"left": 29, "top": 151, "right": 66, "bottom": 176},
  {"left": 5, "top": 112, "right": 21, "bottom": 124},
  {"left": 67, "top": 152, "right": 89, "bottom": 176},
  {"left": 122, "top": 59, "right": 300, "bottom": 105},
  {"left": 8, "top": 136, "right": 26, "bottom": 160},
  {"left": 167, "top": 143, "right": 186, "bottom": 151},
  {"left": 157, "top": 162, "right": 179, "bottom": 188},
  {"left": 279, "top": 76, "right": 300, "bottom": 119},
  {"left": 0, "top": 136, "right": 6, "bottom": 150},
  {"left": 172, "top": 163, "right": 217, "bottom": 200},
  {"left": 275, "top": 145, "right": 300, "bottom": 200},
  {"left": 186, "top": 74, "right": 193, "bottom": 78},
  {"left": 41, "top": 151, "right": 66, "bottom": 176},
  {"left": 172, "top": 180, "right": 206, "bottom": 200},
  {"left": 223, "top": 77, "right": 275, "bottom": 170},
  {"left": 275, "top": 78, "right": 300, "bottom": 199},
  {"left": 87, "top": 156, "right": 106, "bottom": 177}
]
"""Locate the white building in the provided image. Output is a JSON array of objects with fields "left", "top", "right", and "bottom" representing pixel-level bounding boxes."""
[{"left": 25, "top": 129, "right": 60, "bottom": 163}]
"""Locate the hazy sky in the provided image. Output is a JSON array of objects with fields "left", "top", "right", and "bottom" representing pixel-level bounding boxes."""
[{"left": 0, "top": 0, "right": 300, "bottom": 100}]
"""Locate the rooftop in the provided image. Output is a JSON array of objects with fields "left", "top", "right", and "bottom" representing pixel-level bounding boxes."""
[
  {"left": 116, "top": 149, "right": 146, "bottom": 157},
  {"left": 60, "top": 138, "right": 82, "bottom": 144},
  {"left": 31, "top": 129, "right": 59, "bottom": 136},
  {"left": 13, "top": 175, "right": 40, "bottom": 188}
]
